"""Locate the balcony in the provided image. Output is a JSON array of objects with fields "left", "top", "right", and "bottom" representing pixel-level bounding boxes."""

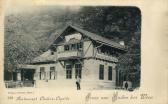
[
  {"left": 95, "top": 53, "right": 118, "bottom": 62},
  {"left": 57, "top": 51, "right": 83, "bottom": 60}
]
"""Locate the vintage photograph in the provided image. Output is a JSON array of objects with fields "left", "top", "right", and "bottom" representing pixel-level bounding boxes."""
[{"left": 4, "top": 6, "right": 141, "bottom": 91}]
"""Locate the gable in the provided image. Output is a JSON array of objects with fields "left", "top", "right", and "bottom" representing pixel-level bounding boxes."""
[
  {"left": 65, "top": 32, "right": 82, "bottom": 42},
  {"left": 50, "top": 25, "right": 126, "bottom": 52}
]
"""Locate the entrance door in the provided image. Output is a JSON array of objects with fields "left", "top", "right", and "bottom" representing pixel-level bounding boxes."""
[
  {"left": 24, "top": 70, "right": 35, "bottom": 80},
  {"left": 21, "top": 69, "right": 35, "bottom": 87}
]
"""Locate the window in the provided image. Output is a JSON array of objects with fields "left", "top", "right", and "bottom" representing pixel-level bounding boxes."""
[
  {"left": 64, "top": 43, "right": 82, "bottom": 51},
  {"left": 75, "top": 64, "right": 82, "bottom": 78},
  {"left": 66, "top": 65, "right": 72, "bottom": 79},
  {"left": 71, "top": 44, "right": 76, "bottom": 50},
  {"left": 77, "top": 42, "right": 83, "bottom": 50},
  {"left": 64, "top": 45, "right": 70, "bottom": 51},
  {"left": 108, "top": 66, "right": 112, "bottom": 80},
  {"left": 99, "top": 65, "right": 104, "bottom": 80},
  {"left": 40, "top": 67, "right": 45, "bottom": 80},
  {"left": 50, "top": 67, "right": 56, "bottom": 80}
]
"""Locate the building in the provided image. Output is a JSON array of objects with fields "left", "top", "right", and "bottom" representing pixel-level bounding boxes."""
[{"left": 17, "top": 25, "right": 127, "bottom": 89}]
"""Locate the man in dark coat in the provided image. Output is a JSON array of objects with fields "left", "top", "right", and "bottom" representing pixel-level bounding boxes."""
[
  {"left": 125, "top": 81, "right": 128, "bottom": 90},
  {"left": 76, "top": 76, "right": 81, "bottom": 90}
]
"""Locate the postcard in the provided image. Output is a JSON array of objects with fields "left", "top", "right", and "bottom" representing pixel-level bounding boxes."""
[{"left": 0, "top": 0, "right": 167, "bottom": 104}]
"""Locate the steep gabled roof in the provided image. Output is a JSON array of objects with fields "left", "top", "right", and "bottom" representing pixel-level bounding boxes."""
[{"left": 52, "top": 25, "right": 126, "bottom": 51}]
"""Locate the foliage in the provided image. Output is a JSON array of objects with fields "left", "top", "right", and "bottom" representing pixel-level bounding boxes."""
[{"left": 4, "top": 6, "right": 141, "bottom": 76}]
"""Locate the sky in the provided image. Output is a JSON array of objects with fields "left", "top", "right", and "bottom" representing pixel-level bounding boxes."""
[{"left": 5, "top": 0, "right": 81, "bottom": 15}]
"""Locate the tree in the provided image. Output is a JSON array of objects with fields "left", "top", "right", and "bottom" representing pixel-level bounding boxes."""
[{"left": 4, "top": 6, "right": 141, "bottom": 84}]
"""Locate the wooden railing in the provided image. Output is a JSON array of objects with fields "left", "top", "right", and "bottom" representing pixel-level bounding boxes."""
[{"left": 57, "top": 50, "right": 83, "bottom": 59}]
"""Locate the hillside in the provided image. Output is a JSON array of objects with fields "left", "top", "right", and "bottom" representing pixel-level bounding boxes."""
[{"left": 4, "top": 6, "right": 141, "bottom": 82}]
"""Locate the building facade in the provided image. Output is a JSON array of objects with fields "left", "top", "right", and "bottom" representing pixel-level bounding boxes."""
[{"left": 17, "top": 25, "right": 126, "bottom": 89}]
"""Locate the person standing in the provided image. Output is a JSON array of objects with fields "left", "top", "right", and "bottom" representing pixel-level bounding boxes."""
[
  {"left": 76, "top": 76, "right": 81, "bottom": 90},
  {"left": 125, "top": 81, "right": 128, "bottom": 90}
]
